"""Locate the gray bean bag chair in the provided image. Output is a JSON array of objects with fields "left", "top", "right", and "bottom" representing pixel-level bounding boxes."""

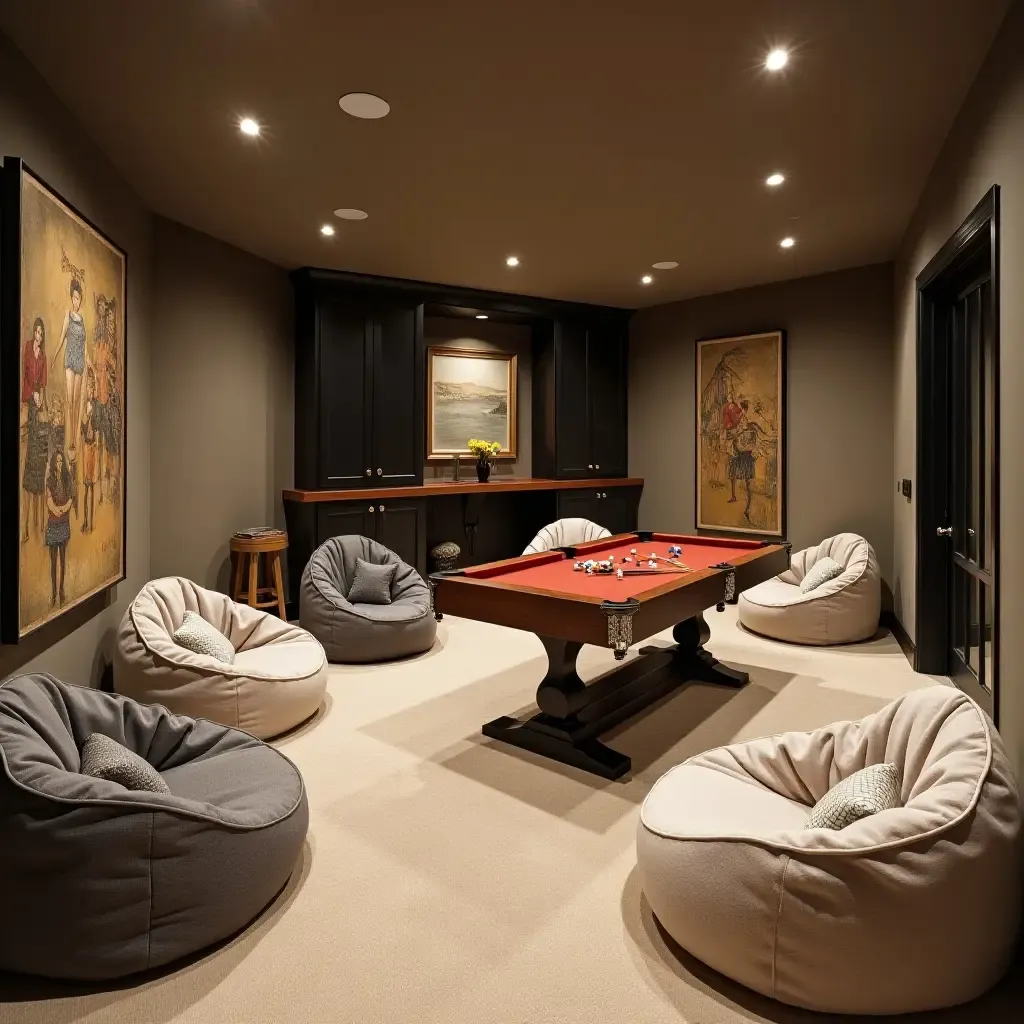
[
  {"left": 299, "top": 535, "right": 437, "bottom": 663},
  {"left": 0, "top": 674, "right": 308, "bottom": 980}
]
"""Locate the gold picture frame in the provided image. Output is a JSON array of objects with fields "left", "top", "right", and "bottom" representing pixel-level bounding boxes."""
[
  {"left": 695, "top": 330, "right": 785, "bottom": 537},
  {"left": 426, "top": 346, "right": 518, "bottom": 460}
]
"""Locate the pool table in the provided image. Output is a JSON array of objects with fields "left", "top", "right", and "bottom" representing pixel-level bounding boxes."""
[{"left": 429, "top": 531, "right": 790, "bottom": 779}]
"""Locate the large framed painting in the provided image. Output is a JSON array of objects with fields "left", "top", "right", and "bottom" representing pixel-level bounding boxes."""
[
  {"left": 695, "top": 330, "right": 785, "bottom": 537},
  {"left": 426, "top": 346, "right": 518, "bottom": 460},
  {"left": 1, "top": 159, "right": 127, "bottom": 642}
]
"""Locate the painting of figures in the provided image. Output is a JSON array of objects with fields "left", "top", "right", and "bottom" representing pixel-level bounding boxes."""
[
  {"left": 1, "top": 160, "right": 126, "bottom": 641},
  {"left": 426, "top": 346, "right": 517, "bottom": 459},
  {"left": 696, "top": 331, "right": 784, "bottom": 537}
]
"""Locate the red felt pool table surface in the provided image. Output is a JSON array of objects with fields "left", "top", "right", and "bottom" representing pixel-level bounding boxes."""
[{"left": 463, "top": 533, "right": 766, "bottom": 600}]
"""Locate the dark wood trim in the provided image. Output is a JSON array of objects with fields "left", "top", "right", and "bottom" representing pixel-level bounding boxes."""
[
  {"left": 881, "top": 610, "right": 916, "bottom": 665},
  {"left": 283, "top": 476, "right": 644, "bottom": 504},
  {"left": 914, "top": 186, "right": 999, "bottom": 724}
]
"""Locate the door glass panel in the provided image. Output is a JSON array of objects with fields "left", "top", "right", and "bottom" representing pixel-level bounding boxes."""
[
  {"left": 950, "top": 304, "right": 967, "bottom": 551},
  {"left": 967, "top": 575, "right": 980, "bottom": 680},
  {"left": 968, "top": 288, "right": 982, "bottom": 565},
  {"left": 983, "top": 585, "right": 994, "bottom": 694},
  {"left": 982, "top": 279, "right": 995, "bottom": 572},
  {"left": 952, "top": 564, "right": 967, "bottom": 661}
]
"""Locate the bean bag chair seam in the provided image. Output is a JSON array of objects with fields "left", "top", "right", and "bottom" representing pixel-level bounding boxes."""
[
  {"left": 640, "top": 692, "right": 992, "bottom": 856},
  {"left": 744, "top": 558, "right": 869, "bottom": 611},
  {"left": 772, "top": 853, "right": 792, "bottom": 1000}
]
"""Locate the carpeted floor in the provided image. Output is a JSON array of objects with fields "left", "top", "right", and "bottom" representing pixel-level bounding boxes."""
[{"left": 1, "top": 607, "right": 1020, "bottom": 1024}]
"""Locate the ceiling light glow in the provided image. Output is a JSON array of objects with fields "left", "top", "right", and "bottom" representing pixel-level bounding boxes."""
[
  {"left": 652, "top": 261, "right": 678, "bottom": 270},
  {"left": 505, "top": 255, "right": 520, "bottom": 267},
  {"left": 779, "top": 236, "right": 795, "bottom": 249},
  {"left": 239, "top": 117, "right": 260, "bottom": 137},
  {"left": 766, "top": 172, "right": 785, "bottom": 187},
  {"left": 338, "top": 93, "right": 391, "bottom": 119},
  {"left": 641, "top": 275, "right": 653, "bottom": 285},
  {"left": 334, "top": 208, "right": 368, "bottom": 220},
  {"left": 765, "top": 48, "right": 789, "bottom": 71},
  {"left": 320, "top": 224, "right": 336, "bottom": 237},
  {"left": 475, "top": 314, "right": 489, "bottom": 320}
]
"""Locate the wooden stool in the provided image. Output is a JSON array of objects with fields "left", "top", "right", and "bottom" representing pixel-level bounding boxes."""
[{"left": 230, "top": 532, "right": 288, "bottom": 619}]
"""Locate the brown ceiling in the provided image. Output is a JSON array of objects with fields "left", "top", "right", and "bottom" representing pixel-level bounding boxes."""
[{"left": 0, "top": 0, "right": 1009, "bottom": 308}]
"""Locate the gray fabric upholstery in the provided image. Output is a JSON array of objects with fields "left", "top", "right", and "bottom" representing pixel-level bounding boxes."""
[
  {"left": 347, "top": 557, "right": 398, "bottom": 604},
  {"left": 0, "top": 674, "right": 308, "bottom": 980},
  {"left": 299, "top": 535, "right": 437, "bottom": 663},
  {"left": 80, "top": 733, "right": 171, "bottom": 794}
]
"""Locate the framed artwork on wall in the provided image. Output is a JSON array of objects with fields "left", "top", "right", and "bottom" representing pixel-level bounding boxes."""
[
  {"left": 426, "top": 346, "right": 517, "bottom": 460},
  {"left": 695, "top": 330, "right": 785, "bottom": 537},
  {"left": 1, "top": 158, "right": 127, "bottom": 643}
]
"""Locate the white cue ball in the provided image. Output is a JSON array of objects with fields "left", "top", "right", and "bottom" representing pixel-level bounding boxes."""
[{"left": 616, "top": 569, "right": 623, "bottom": 578}]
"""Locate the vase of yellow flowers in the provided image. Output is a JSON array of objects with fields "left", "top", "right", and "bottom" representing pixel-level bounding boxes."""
[{"left": 468, "top": 438, "right": 501, "bottom": 482}]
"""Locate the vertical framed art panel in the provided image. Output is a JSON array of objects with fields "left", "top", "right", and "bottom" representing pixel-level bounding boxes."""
[
  {"left": 1, "top": 158, "right": 127, "bottom": 643},
  {"left": 695, "top": 330, "right": 786, "bottom": 537}
]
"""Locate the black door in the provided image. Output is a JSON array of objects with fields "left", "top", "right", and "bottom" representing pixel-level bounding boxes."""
[
  {"left": 318, "top": 298, "right": 372, "bottom": 488},
  {"left": 916, "top": 186, "right": 999, "bottom": 721},
  {"left": 598, "top": 490, "right": 634, "bottom": 535},
  {"left": 376, "top": 500, "right": 426, "bottom": 575},
  {"left": 554, "top": 322, "right": 592, "bottom": 478},
  {"left": 587, "top": 323, "right": 628, "bottom": 477},
  {"left": 372, "top": 303, "right": 423, "bottom": 487},
  {"left": 946, "top": 265, "right": 995, "bottom": 701},
  {"left": 556, "top": 490, "right": 601, "bottom": 525},
  {"left": 317, "top": 501, "right": 376, "bottom": 544}
]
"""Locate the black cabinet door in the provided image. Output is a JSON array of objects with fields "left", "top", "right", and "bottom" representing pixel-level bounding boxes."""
[
  {"left": 597, "top": 490, "right": 635, "bottom": 535},
  {"left": 587, "top": 323, "right": 628, "bottom": 477},
  {"left": 318, "top": 298, "right": 372, "bottom": 488},
  {"left": 556, "top": 490, "right": 602, "bottom": 525},
  {"left": 317, "top": 501, "right": 376, "bottom": 544},
  {"left": 372, "top": 303, "right": 423, "bottom": 487},
  {"left": 376, "top": 500, "right": 426, "bottom": 576},
  {"left": 554, "top": 322, "right": 592, "bottom": 478}
]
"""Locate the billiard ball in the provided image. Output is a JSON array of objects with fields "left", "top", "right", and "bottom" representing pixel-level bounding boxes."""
[
  {"left": 573, "top": 561, "right": 584, "bottom": 571},
  {"left": 630, "top": 547, "right": 637, "bottom": 556},
  {"left": 616, "top": 569, "right": 624, "bottom": 579}
]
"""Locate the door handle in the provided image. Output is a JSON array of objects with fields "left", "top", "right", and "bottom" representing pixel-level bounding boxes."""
[
  {"left": 368, "top": 506, "right": 374, "bottom": 513},
  {"left": 379, "top": 505, "right": 385, "bottom": 512},
  {"left": 595, "top": 464, "right": 600, "bottom": 470},
  {"left": 376, "top": 468, "right": 383, "bottom": 476},
  {"left": 365, "top": 469, "right": 371, "bottom": 476},
  {"left": 936, "top": 526, "right": 953, "bottom": 537},
  {"left": 602, "top": 492, "right": 607, "bottom": 498},
  {"left": 588, "top": 464, "right": 594, "bottom": 470},
  {"left": 596, "top": 492, "right": 601, "bottom": 499}
]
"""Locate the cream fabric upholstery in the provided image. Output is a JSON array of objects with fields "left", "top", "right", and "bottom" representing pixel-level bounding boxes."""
[
  {"left": 522, "top": 517, "right": 611, "bottom": 555},
  {"left": 737, "top": 532, "right": 881, "bottom": 644},
  {"left": 115, "top": 577, "right": 328, "bottom": 739},
  {"left": 637, "top": 686, "right": 1022, "bottom": 1015}
]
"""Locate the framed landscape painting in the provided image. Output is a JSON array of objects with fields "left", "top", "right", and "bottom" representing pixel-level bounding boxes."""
[
  {"left": 426, "top": 346, "right": 517, "bottom": 460},
  {"left": 695, "top": 330, "right": 785, "bottom": 537},
  {"left": 1, "top": 158, "right": 127, "bottom": 642}
]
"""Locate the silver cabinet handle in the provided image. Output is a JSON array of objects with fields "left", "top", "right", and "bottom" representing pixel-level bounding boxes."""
[
  {"left": 368, "top": 506, "right": 374, "bottom": 513},
  {"left": 967, "top": 528, "right": 976, "bottom": 537},
  {"left": 376, "top": 468, "right": 383, "bottom": 476},
  {"left": 365, "top": 469, "right": 371, "bottom": 476},
  {"left": 602, "top": 492, "right": 607, "bottom": 498},
  {"left": 588, "top": 464, "right": 593, "bottom": 470},
  {"left": 936, "top": 526, "right": 953, "bottom": 537},
  {"left": 379, "top": 505, "right": 384, "bottom": 512},
  {"left": 596, "top": 492, "right": 601, "bottom": 499},
  {"left": 595, "top": 464, "right": 600, "bottom": 470}
]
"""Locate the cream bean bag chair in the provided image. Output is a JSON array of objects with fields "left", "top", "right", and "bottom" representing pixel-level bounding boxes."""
[
  {"left": 737, "top": 533, "right": 881, "bottom": 644},
  {"left": 523, "top": 517, "right": 611, "bottom": 554},
  {"left": 637, "top": 686, "right": 1022, "bottom": 1015},
  {"left": 115, "top": 577, "right": 327, "bottom": 739}
]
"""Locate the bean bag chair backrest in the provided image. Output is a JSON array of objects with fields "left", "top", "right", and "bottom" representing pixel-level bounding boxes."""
[
  {"left": 304, "top": 534, "right": 426, "bottom": 609},
  {"left": 782, "top": 532, "right": 879, "bottom": 596},
  {"left": 523, "top": 518, "right": 611, "bottom": 555}
]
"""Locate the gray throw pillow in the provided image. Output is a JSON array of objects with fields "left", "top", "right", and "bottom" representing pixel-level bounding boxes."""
[
  {"left": 172, "top": 609, "right": 235, "bottom": 663},
  {"left": 804, "top": 762, "right": 901, "bottom": 830},
  {"left": 348, "top": 558, "right": 398, "bottom": 604},
  {"left": 799, "top": 555, "right": 844, "bottom": 594},
  {"left": 80, "top": 733, "right": 171, "bottom": 794}
]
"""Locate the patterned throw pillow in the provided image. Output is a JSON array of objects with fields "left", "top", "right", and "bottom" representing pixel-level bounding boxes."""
[
  {"left": 804, "top": 763, "right": 901, "bottom": 830},
  {"left": 171, "top": 609, "right": 235, "bottom": 663},
  {"left": 347, "top": 558, "right": 398, "bottom": 604},
  {"left": 799, "top": 556, "right": 845, "bottom": 594},
  {"left": 80, "top": 733, "right": 171, "bottom": 794}
]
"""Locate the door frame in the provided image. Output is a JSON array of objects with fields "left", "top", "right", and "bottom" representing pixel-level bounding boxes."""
[{"left": 914, "top": 186, "right": 999, "bottom": 720}]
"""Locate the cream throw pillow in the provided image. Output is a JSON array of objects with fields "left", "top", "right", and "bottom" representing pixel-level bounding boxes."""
[
  {"left": 172, "top": 609, "right": 235, "bottom": 663},
  {"left": 799, "top": 556, "right": 844, "bottom": 593},
  {"left": 804, "top": 762, "right": 901, "bottom": 829}
]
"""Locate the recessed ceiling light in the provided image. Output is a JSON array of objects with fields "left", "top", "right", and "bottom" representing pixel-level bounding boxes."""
[
  {"left": 239, "top": 117, "right": 260, "bottom": 137},
  {"left": 505, "top": 255, "right": 520, "bottom": 267},
  {"left": 320, "top": 224, "right": 336, "bottom": 237},
  {"left": 334, "top": 208, "right": 368, "bottom": 220},
  {"left": 338, "top": 93, "right": 390, "bottom": 119},
  {"left": 641, "top": 275, "right": 653, "bottom": 285},
  {"left": 475, "top": 314, "right": 489, "bottom": 320},
  {"left": 779, "top": 236, "right": 795, "bottom": 249},
  {"left": 765, "top": 48, "right": 789, "bottom": 71},
  {"left": 652, "top": 261, "right": 678, "bottom": 270},
  {"left": 766, "top": 172, "right": 785, "bottom": 187}
]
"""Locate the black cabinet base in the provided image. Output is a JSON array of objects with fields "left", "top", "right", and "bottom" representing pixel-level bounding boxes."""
[{"left": 481, "top": 612, "right": 748, "bottom": 781}]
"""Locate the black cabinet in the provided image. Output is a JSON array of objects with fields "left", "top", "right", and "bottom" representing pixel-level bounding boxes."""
[
  {"left": 557, "top": 487, "right": 639, "bottom": 535},
  {"left": 315, "top": 499, "right": 426, "bottom": 576},
  {"left": 534, "top": 315, "right": 629, "bottom": 479},
  {"left": 295, "top": 274, "right": 424, "bottom": 490}
]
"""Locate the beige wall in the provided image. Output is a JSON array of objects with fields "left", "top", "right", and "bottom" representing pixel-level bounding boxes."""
[
  {"left": 423, "top": 316, "right": 533, "bottom": 480},
  {"left": 893, "top": 1, "right": 1024, "bottom": 777},
  {"left": 630, "top": 263, "right": 895, "bottom": 582},
  {"left": 150, "top": 217, "right": 293, "bottom": 592},
  {"left": 0, "top": 32, "right": 152, "bottom": 686}
]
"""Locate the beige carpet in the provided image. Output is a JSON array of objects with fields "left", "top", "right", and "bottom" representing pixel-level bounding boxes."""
[{"left": 1, "top": 608, "right": 1020, "bottom": 1024}]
